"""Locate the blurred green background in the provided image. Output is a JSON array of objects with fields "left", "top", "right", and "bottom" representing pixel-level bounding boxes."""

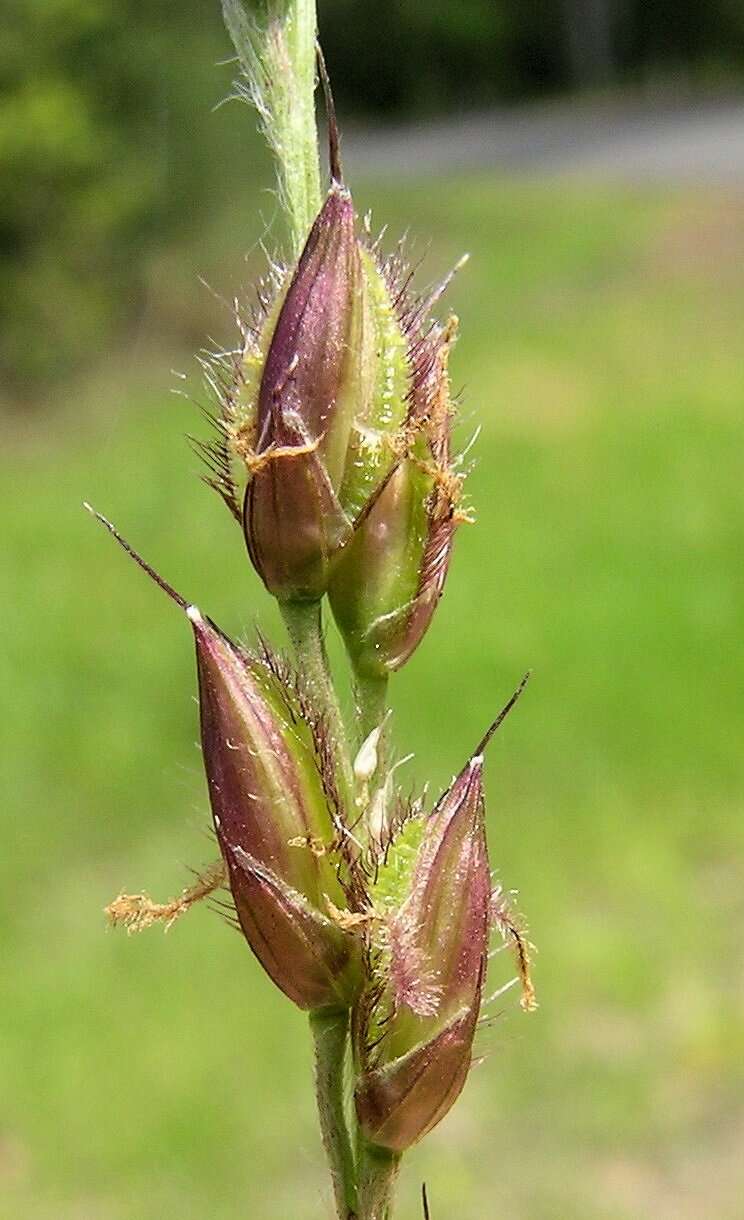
[{"left": 3, "top": 2, "right": 744, "bottom": 1218}]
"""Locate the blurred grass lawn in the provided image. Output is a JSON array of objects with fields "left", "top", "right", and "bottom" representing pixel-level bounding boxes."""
[{"left": 2, "top": 174, "right": 744, "bottom": 1219}]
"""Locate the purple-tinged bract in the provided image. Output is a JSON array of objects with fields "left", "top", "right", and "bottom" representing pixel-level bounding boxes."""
[
  {"left": 202, "top": 186, "right": 466, "bottom": 647},
  {"left": 243, "top": 186, "right": 360, "bottom": 601},
  {"left": 328, "top": 316, "right": 462, "bottom": 675},
  {"left": 190, "top": 606, "right": 363, "bottom": 1009},
  {"left": 354, "top": 751, "right": 490, "bottom": 1151}
]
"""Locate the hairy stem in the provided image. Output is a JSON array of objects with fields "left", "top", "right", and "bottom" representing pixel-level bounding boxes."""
[
  {"left": 222, "top": 0, "right": 322, "bottom": 256},
  {"left": 281, "top": 599, "right": 355, "bottom": 810},
  {"left": 357, "top": 1141, "right": 401, "bottom": 1220},
  {"left": 310, "top": 1008, "right": 358, "bottom": 1219},
  {"left": 284, "top": 0, "right": 323, "bottom": 243}
]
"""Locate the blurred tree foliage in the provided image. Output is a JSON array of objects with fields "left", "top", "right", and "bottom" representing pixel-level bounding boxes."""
[
  {"left": 1, "top": 0, "right": 237, "bottom": 399},
  {"left": 321, "top": 0, "right": 564, "bottom": 113},
  {"left": 321, "top": 0, "right": 744, "bottom": 111},
  {"left": 3, "top": 0, "right": 744, "bottom": 401}
]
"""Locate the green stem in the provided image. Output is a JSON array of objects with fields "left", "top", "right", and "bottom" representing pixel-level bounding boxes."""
[
  {"left": 284, "top": 0, "right": 323, "bottom": 250},
  {"left": 354, "top": 671, "right": 389, "bottom": 747},
  {"left": 357, "top": 1141, "right": 401, "bottom": 1220},
  {"left": 221, "top": 0, "right": 322, "bottom": 257},
  {"left": 309, "top": 1008, "right": 358, "bottom": 1219},
  {"left": 281, "top": 599, "right": 355, "bottom": 809}
]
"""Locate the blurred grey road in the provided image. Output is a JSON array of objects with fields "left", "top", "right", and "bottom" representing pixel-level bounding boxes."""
[{"left": 344, "top": 97, "right": 744, "bottom": 183}]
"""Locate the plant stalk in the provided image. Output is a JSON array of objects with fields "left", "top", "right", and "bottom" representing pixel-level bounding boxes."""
[
  {"left": 281, "top": 599, "right": 356, "bottom": 809},
  {"left": 357, "top": 1140, "right": 401, "bottom": 1220},
  {"left": 354, "top": 670, "right": 389, "bottom": 747},
  {"left": 221, "top": 0, "right": 322, "bottom": 256},
  {"left": 283, "top": 0, "right": 323, "bottom": 248},
  {"left": 310, "top": 1008, "right": 358, "bottom": 1219}
]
